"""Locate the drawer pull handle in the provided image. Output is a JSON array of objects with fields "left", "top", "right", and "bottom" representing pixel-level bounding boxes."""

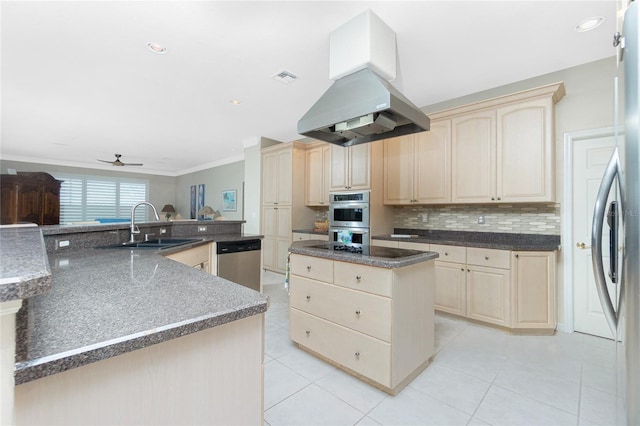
[
  {"left": 306, "top": 266, "right": 311, "bottom": 272},
  {"left": 355, "top": 352, "right": 360, "bottom": 358},
  {"left": 461, "top": 268, "right": 465, "bottom": 271},
  {"left": 355, "top": 310, "right": 361, "bottom": 315},
  {"left": 306, "top": 295, "right": 311, "bottom": 301},
  {"left": 485, "top": 256, "right": 489, "bottom": 260},
  {"left": 306, "top": 330, "right": 310, "bottom": 336},
  {"left": 356, "top": 275, "right": 362, "bottom": 281}
]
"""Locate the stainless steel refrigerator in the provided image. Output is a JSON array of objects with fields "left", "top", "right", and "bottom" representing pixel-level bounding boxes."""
[{"left": 592, "top": 2, "right": 640, "bottom": 424}]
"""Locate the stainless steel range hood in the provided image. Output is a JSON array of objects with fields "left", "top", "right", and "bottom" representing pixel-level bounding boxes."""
[{"left": 297, "top": 68, "right": 430, "bottom": 147}]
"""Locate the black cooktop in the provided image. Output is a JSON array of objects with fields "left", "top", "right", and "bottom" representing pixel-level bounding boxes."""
[{"left": 310, "top": 243, "right": 426, "bottom": 259}]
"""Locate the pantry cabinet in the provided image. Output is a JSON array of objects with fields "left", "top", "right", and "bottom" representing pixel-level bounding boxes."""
[
  {"left": 261, "top": 142, "right": 315, "bottom": 273},
  {"left": 305, "top": 143, "right": 331, "bottom": 206},
  {"left": 383, "top": 120, "right": 451, "bottom": 205},
  {"left": 329, "top": 143, "right": 370, "bottom": 191}
]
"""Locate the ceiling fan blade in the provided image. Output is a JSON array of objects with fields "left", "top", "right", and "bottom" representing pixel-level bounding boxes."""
[
  {"left": 97, "top": 159, "right": 114, "bottom": 164},
  {"left": 123, "top": 163, "right": 144, "bottom": 166}
]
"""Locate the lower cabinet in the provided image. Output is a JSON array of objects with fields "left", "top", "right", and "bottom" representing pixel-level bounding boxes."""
[
  {"left": 466, "top": 264, "right": 511, "bottom": 327},
  {"left": 262, "top": 206, "right": 291, "bottom": 273},
  {"left": 288, "top": 254, "right": 434, "bottom": 394},
  {"left": 165, "top": 244, "right": 211, "bottom": 274},
  {"left": 511, "top": 251, "right": 556, "bottom": 329},
  {"left": 292, "top": 232, "right": 329, "bottom": 242}
]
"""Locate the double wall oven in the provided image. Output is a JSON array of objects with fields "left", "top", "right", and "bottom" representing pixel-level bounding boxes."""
[{"left": 328, "top": 190, "right": 370, "bottom": 247}]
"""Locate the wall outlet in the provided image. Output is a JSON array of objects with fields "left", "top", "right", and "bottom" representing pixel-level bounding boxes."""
[
  {"left": 159, "top": 228, "right": 167, "bottom": 235},
  {"left": 57, "top": 240, "right": 70, "bottom": 248},
  {"left": 198, "top": 226, "right": 207, "bottom": 232},
  {"left": 477, "top": 216, "right": 485, "bottom": 224},
  {"left": 420, "top": 213, "right": 429, "bottom": 223}
]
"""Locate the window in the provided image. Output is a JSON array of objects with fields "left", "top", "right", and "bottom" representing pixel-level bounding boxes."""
[{"left": 55, "top": 174, "right": 150, "bottom": 224}]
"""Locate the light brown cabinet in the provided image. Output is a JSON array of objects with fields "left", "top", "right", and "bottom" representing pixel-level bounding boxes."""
[
  {"left": 165, "top": 243, "right": 211, "bottom": 273},
  {"left": 329, "top": 143, "right": 370, "bottom": 191},
  {"left": 305, "top": 143, "right": 331, "bottom": 206},
  {"left": 1, "top": 172, "right": 62, "bottom": 225},
  {"left": 383, "top": 120, "right": 452, "bottom": 205},
  {"left": 261, "top": 142, "right": 315, "bottom": 274},
  {"left": 289, "top": 254, "right": 434, "bottom": 394},
  {"left": 511, "top": 251, "right": 556, "bottom": 330}
]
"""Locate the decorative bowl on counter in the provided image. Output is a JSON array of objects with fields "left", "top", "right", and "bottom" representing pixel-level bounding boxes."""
[{"left": 314, "top": 221, "right": 329, "bottom": 232}]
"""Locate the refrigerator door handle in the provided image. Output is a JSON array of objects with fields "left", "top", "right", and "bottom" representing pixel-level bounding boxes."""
[{"left": 591, "top": 148, "right": 621, "bottom": 334}]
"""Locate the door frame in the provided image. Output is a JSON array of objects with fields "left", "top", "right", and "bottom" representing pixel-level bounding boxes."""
[{"left": 561, "top": 126, "right": 620, "bottom": 333}]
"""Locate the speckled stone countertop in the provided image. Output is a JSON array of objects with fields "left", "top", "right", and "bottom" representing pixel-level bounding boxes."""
[
  {"left": 288, "top": 240, "right": 438, "bottom": 268},
  {"left": 373, "top": 229, "right": 561, "bottom": 251},
  {"left": 14, "top": 246, "right": 268, "bottom": 385},
  {"left": 0, "top": 227, "right": 52, "bottom": 302},
  {"left": 292, "top": 229, "right": 330, "bottom": 236}
]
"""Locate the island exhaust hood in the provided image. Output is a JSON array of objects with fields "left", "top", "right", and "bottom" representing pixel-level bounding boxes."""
[
  {"left": 297, "top": 10, "right": 429, "bottom": 147},
  {"left": 297, "top": 68, "right": 430, "bottom": 147}
]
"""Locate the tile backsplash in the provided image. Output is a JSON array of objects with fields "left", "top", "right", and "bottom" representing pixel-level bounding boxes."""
[
  {"left": 393, "top": 204, "right": 560, "bottom": 235},
  {"left": 313, "top": 203, "right": 560, "bottom": 235}
]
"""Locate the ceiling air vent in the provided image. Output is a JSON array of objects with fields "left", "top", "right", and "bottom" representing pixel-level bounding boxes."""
[{"left": 272, "top": 70, "right": 299, "bottom": 84}]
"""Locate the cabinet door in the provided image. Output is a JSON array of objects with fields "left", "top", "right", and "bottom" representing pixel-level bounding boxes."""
[
  {"left": 434, "top": 261, "right": 466, "bottom": 316},
  {"left": 276, "top": 149, "right": 292, "bottom": 204},
  {"left": 451, "top": 110, "right": 496, "bottom": 203},
  {"left": 415, "top": 120, "right": 452, "bottom": 204},
  {"left": 305, "top": 145, "right": 330, "bottom": 206},
  {"left": 273, "top": 206, "right": 291, "bottom": 273},
  {"left": 41, "top": 183, "right": 61, "bottom": 225},
  {"left": 348, "top": 143, "right": 371, "bottom": 190},
  {"left": 329, "top": 145, "right": 349, "bottom": 190},
  {"left": 261, "top": 207, "right": 277, "bottom": 270},
  {"left": 512, "top": 251, "right": 556, "bottom": 329},
  {"left": 1, "top": 182, "right": 18, "bottom": 224},
  {"left": 466, "top": 265, "right": 510, "bottom": 327},
  {"left": 497, "top": 98, "right": 554, "bottom": 202},
  {"left": 262, "top": 152, "right": 278, "bottom": 205},
  {"left": 383, "top": 135, "right": 414, "bottom": 204},
  {"left": 17, "top": 182, "right": 43, "bottom": 224}
]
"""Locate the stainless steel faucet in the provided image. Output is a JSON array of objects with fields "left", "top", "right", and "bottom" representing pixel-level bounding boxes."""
[{"left": 130, "top": 202, "right": 160, "bottom": 243}]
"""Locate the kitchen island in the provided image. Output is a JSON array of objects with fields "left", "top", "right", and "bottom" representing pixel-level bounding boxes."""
[
  {"left": 1, "top": 224, "right": 268, "bottom": 425},
  {"left": 287, "top": 241, "right": 438, "bottom": 395}
]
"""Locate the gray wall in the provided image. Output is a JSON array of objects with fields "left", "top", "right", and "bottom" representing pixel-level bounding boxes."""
[
  {"left": 0, "top": 159, "right": 176, "bottom": 221},
  {"left": 174, "top": 161, "right": 245, "bottom": 221}
]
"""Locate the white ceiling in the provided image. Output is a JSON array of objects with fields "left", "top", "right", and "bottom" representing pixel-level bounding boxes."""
[{"left": 1, "top": 1, "right": 617, "bottom": 176}]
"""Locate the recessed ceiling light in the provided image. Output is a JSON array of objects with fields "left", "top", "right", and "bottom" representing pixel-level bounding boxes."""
[
  {"left": 146, "top": 42, "right": 168, "bottom": 55},
  {"left": 575, "top": 16, "right": 605, "bottom": 32},
  {"left": 230, "top": 99, "right": 241, "bottom": 105}
]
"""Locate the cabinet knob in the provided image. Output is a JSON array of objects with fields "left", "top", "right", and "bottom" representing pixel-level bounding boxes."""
[
  {"left": 461, "top": 268, "right": 465, "bottom": 271},
  {"left": 306, "top": 295, "right": 311, "bottom": 301},
  {"left": 444, "top": 252, "right": 449, "bottom": 256},
  {"left": 515, "top": 254, "right": 519, "bottom": 258},
  {"left": 485, "top": 256, "right": 489, "bottom": 260},
  {"left": 306, "top": 265, "right": 311, "bottom": 272},
  {"left": 356, "top": 275, "right": 362, "bottom": 281},
  {"left": 355, "top": 352, "right": 360, "bottom": 358},
  {"left": 491, "top": 197, "right": 495, "bottom": 201},
  {"left": 355, "top": 310, "right": 361, "bottom": 315},
  {"left": 467, "top": 269, "right": 471, "bottom": 272},
  {"left": 306, "top": 330, "right": 310, "bottom": 336},
  {"left": 497, "top": 197, "right": 501, "bottom": 201}
]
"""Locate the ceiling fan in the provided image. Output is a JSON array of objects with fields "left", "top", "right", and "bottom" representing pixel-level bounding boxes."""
[{"left": 98, "top": 154, "right": 143, "bottom": 167}]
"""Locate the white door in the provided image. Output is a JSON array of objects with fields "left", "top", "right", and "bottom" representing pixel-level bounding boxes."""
[{"left": 573, "top": 134, "right": 620, "bottom": 339}]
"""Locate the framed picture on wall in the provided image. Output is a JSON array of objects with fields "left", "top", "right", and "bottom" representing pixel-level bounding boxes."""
[
  {"left": 222, "top": 190, "right": 237, "bottom": 211},
  {"left": 190, "top": 185, "right": 196, "bottom": 219}
]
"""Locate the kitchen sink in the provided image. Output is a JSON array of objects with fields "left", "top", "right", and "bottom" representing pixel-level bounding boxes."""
[{"left": 98, "top": 238, "right": 203, "bottom": 249}]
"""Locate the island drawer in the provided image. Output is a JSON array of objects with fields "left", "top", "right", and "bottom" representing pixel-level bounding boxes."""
[
  {"left": 429, "top": 244, "right": 466, "bottom": 264},
  {"left": 290, "top": 254, "right": 333, "bottom": 283},
  {"left": 333, "top": 261, "right": 392, "bottom": 297},
  {"left": 290, "top": 308, "right": 391, "bottom": 387},
  {"left": 467, "top": 247, "right": 510, "bottom": 269},
  {"left": 289, "top": 276, "right": 392, "bottom": 342}
]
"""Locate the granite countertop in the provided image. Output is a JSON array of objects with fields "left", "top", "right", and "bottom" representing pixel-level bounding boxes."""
[
  {"left": 373, "top": 229, "right": 561, "bottom": 251},
  {"left": 40, "top": 219, "right": 245, "bottom": 236},
  {"left": 0, "top": 227, "right": 52, "bottom": 302},
  {"left": 2, "top": 226, "right": 268, "bottom": 385},
  {"left": 292, "top": 229, "right": 330, "bottom": 235},
  {"left": 288, "top": 240, "right": 438, "bottom": 268}
]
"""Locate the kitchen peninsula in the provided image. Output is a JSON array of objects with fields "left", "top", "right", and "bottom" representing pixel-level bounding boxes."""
[
  {"left": 1, "top": 221, "right": 268, "bottom": 425},
  {"left": 287, "top": 241, "right": 438, "bottom": 395}
]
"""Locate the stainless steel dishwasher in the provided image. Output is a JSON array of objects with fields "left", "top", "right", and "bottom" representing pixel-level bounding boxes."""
[{"left": 216, "top": 239, "right": 261, "bottom": 292}]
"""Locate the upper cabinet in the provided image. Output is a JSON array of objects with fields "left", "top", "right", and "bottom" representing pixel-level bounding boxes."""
[
  {"left": 384, "top": 120, "right": 452, "bottom": 204},
  {"left": 436, "top": 82, "right": 564, "bottom": 204},
  {"left": 305, "top": 143, "right": 331, "bottom": 206},
  {"left": 329, "top": 143, "right": 371, "bottom": 191},
  {"left": 262, "top": 148, "right": 293, "bottom": 205},
  {"left": 1, "top": 172, "right": 62, "bottom": 225}
]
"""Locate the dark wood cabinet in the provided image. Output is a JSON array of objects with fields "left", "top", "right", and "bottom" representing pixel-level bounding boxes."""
[{"left": 1, "top": 172, "right": 62, "bottom": 225}]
